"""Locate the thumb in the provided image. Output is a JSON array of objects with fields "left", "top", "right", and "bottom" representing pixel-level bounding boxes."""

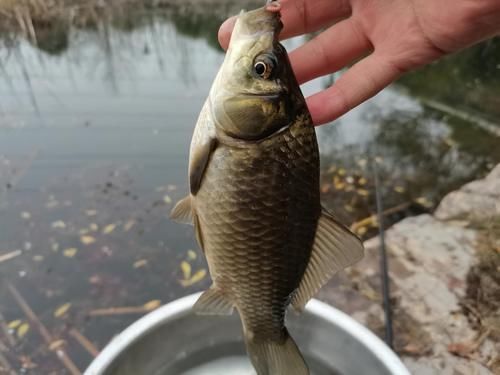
[{"left": 218, "top": 16, "right": 237, "bottom": 51}]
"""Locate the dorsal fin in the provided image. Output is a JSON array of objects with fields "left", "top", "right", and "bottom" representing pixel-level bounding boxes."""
[{"left": 292, "top": 209, "right": 364, "bottom": 311}]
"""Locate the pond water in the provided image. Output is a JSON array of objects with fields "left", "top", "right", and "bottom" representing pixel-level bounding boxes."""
[{"left": 0, "top": 6, "right": 499, "bottom": 374}]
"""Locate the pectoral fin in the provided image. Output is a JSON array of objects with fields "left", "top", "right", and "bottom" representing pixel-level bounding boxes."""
[
  {"left": 189, "top": 137, "right": 217, "bottom": 195},
  {"left": 292, "top": 209, "right": 364, "bottom": 311},
  {"left": 193, "top": 286, "right": 234, "bottom": 315},
  {"left": 170, "top": 195, "right": 193, "bottom": 225}
]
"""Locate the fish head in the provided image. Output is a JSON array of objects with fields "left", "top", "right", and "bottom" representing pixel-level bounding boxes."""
[{"left": 211, "top": 2, "right": 305, "bottom": 141}]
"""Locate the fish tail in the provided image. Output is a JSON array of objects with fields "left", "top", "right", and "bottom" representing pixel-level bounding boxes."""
[{"left": 244, "top": 327, "right": 309, "bottom": 375}]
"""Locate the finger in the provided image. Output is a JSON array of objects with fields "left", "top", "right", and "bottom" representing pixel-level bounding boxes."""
[
  {"left": 306, "top": 53, "right": 403, "bottom": 125},
  {"left": 289, "top": 18, "right": 372, "bottom": 84},
  {"left": 218, "top": 0, "right": 351, "bottom": 50}
]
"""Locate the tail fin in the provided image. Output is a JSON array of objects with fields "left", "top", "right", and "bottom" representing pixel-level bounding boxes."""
[{"left": 244, "top": 328, "right": 309, "bottom": 375}]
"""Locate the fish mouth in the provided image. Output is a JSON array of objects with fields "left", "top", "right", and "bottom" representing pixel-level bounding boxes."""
[{"left": 233, "top": 2, "right": 283, "bottom": 39}]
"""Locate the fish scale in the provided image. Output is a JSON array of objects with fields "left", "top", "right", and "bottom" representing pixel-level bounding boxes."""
[{"left": 195, "top": 115, "right": 320, "bottom": 342}]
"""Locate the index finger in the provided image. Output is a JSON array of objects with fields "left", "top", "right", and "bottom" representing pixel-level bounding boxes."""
[{"left": 218, "top": 0, "right": 351, "bottom": 49}]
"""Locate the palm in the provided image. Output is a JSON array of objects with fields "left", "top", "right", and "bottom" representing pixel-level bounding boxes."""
[{"left": 219, "top": 0, "right": 500, "bottom": 125}]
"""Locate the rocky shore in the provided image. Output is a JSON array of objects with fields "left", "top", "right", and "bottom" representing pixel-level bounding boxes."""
[{"left": 319, "top": 164, "right": 500, "bottom": 374}]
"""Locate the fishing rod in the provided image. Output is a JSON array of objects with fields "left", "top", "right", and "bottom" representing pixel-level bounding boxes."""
[{"left": 372, "top": 153, "right": 394, "bottom": 349}]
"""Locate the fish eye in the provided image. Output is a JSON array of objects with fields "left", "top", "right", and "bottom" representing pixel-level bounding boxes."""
[{"left": 253, "top": 54, "right": 277, "bottom": 80}]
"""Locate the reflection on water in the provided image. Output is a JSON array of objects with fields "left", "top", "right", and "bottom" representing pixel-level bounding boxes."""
[{"left": 0, "top": 7, "right": 499, "bottom": 374}]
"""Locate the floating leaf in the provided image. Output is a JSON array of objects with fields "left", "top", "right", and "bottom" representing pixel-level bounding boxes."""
[
  {"left": 85, "top": 210, "right": 97, "bottom": 216},
  {"left": 187, "top": 250, "right": 197, "bottom": 260},
  {"left": 54, "top": 303, "right": 71, "bottom": 318},
  {"left": 356, "top": 226, "right": 368, "bottom": 236},
  {"left": 89, "top": 223, "right": 99, "bottom": 232},
  {"left": 357, "top": 189, "right": 369, "bottom": 197},
  {"left": 21, "top": 212, "right": 31, "bottom": 220},
  {"left": 345, "top": 176, "right": 354, "bottom": 184},
  {"left": 79, "top": 229, "right": 90, "bottom": 235},
  {"left": 17, "top": 323, "right": 30, "bottom": 339},
  {"left": 80, "top": 235, "right": 96, "bottom": 245},
  {"left": 357, "top": 159, "right": 367, "bottom": 168},
  {"left": 49, "top": 340, "right": 66, "bottom": 351},
  {"left": 123, "top": 220, "right": 135, "bottom": 232},
  {"left": 7, "top": 320, "right": 21, "bottom": 329},
  {"left": 33, "top": 255, "right": 44, "bottom": 262},
  {"left": 337, "top": 168, "right": 346, "bottom": 176},
  {"left": 143, "top": 300, "right": 161, "bottom": 311},
  {"left": 133, "top": 259, "right": 148, "bottom": 269},
  {"left": 180, "top": 261, "right": 191, "bottom": 280},
  {"left": 416, "top": 197, "right": 433, "bottom": 208},
  {"left": 394, "top": 186, "right": 405, "bottom": 193},
  {"left": 344, "top": 205, "right": 354, "bottom": 213},
  {"left": 163, "top": 195, "right": 172, "bottom": 204},
  {"left": 52, "top": 243, "right": 59, "bottom": 252},
  {"left": 102, "top": 224, "right": 116, "bottom": 235},
  {"left": 180, "top": 269, "right": 207, "bottom": 287},
  {"left": 358, "top": 177, "right": 367, "bottom": 185},
  {"left": 63, "top": 248, "right": 78, "bottom": 258},
  {"left": 51, "top": 220, "right": 66, "bottom": 229}
]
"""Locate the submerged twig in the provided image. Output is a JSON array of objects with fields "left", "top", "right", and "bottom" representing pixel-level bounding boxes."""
[
  {"left": 69, "top": 329, "right": 99, "bottom": 357},
  {"left": 0, "top": 350, "right": 15, "bottom": 375},
  {"left": 0, "top": 250, "right": 22, "bottom": 264},
  {"left": 89, "top": 306, "right": 150, "bottom": 316},
  {"left": 6, "top": 283, "right": 81, "bottom": 375}
]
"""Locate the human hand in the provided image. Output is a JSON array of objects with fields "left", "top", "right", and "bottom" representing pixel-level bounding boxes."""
[{"left": 218, "top": 0, "right": 500, "bottom": 125}]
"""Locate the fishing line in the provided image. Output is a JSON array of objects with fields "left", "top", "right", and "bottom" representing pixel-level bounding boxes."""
[{"left": 371, "top": 152, "right": 394, "bottom": 349}]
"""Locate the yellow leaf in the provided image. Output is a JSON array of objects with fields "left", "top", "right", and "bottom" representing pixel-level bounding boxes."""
[
  {"left": 49, "top": 340, "right": 66, "bottom": 351},
  {"left": 344, "top": 205, "right": 354, "bottom": 213},
  {"left": 51, "top": 220, "right": 66, "bottom": 229},
  {"left": 54, "top": 303, "right": 71, "bottom": 318},
  {"left": 7, "top": 320, "right": 21, "bottom": 329},
  {"left": 89, "top": 223, "right": 99, "bottom": 232},
  {"left": 163, "top": 195, "right": 172, "bottom": 204},
  {"left": 187, "top": 250, "right": 197, "bottom": 260},
  {"left": 337, "top": 168, "right": 346, "bottom": 176},
  {"left": 357, "top": 189, "right": 369, "bottom": 197},
  {"left": 133, "top": 259, "right": 148, "bottom": 269},
  {"left": 180, "top": 269, "right": 207, "bottom": 287},
  {"left": 180, "top": 261, "right": 191, "bottom": 280},
  {"left": 123, "top": 220, "right": 135, "bottom": 232},
  {"left": 416, "top": 197, "right": 432, "bottom": 208},
  {"left": 143, "top": 300, "right": 161, "bottom": 311},
  {"left": 394, "top": 186, "right": 405, "bottom": 193},
  {"left": 80, "top": 235, "right": 96, "bottom": 245},
  {"left": 356, "top": 226, "right": 368, "bottom": 236},
  {"left": 17, "top": 323, "right": 29, "bottom": 339},
  {"left": 63, "top": 248, "right": 78, "bottom": 258},
  {"left": 21, "top": 212, "right": 31, "bottom": 220},
  {"left": 102, "top": 224, "right": 116, "bottom": 235},
  {"left": 358, "top": 177, "right": 367, "bottom": 185}
]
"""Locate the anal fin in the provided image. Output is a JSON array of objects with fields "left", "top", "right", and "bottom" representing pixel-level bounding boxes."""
[
  {"left": 292, "top": 209, "right": 364, "bottom": 311},
  {"left": 193, "top": 287, "right": 234, "bottom": 315},
  {"left": 170, "top": 195, "right": 193, "bottom": 225}
]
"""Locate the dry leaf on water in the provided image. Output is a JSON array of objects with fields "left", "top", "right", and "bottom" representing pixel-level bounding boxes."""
[
  {"left": 143, "top": 300, "right": 161, "bottom": 311},
  {"left": 180, "top": 269, "right": 207, "bottom": 287},
  {"left": 63, "top": 248, "right": 78, "bottom": 258},
  {"left": 80, "top": 235, "right": 96, "bottom": 245},
  {"left": 133, "top": 259, "right": 148, "bottom": 269},
  {"left": 17, "top": 323, "right": 30, "bottom": 339},
  {"left": 54, "top": 303, "right": 71, "bottom": 318},
  {"left": 180, "top": 261, "right": 191, "bottom": 280},
  {"left": 7, "top": 319, "right": 21, "bottom": 329},
  {"left": 102, "top": 224, "right": 116, "bottom": 234}
]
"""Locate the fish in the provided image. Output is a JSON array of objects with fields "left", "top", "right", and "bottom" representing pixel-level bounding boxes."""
[{"left": 171, "top": 1, "right": 364, "bottom": 374}]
